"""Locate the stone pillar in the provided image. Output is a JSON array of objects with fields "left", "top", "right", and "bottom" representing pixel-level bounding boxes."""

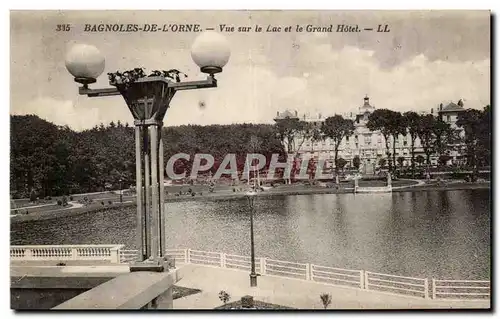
[
  {"left": 387, "top": 172, "right": 392, "bottom": 187},
  {"left": 110, "top": 247, "right": 120, "bottom": 264},
  {"left": 354, "top": 177, "right": 359, "bottom": 193}
]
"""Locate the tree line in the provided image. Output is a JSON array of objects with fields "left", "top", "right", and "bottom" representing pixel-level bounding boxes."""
[
  {"left": 10, "top": 115, "right": 284, "bottom": 198},
  {"left": 274, "top": 103, "right": 491, "bottom": 177},
  {"left": 10, "top": 104, "right": 490, "bottom": 198}
]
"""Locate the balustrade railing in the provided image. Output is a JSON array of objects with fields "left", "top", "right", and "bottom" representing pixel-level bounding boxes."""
[
  {"left": 11, "top": 245, "right": 490, "bottom": 301},
  {"left": 364, "top": 271, "right": 428, "bottom": 298},
  {"left": 432, "top": 279, "right": 490, "bottom": 300},
  {"left": 311, "top": 264, "right": 363, "bottom": 289},
  {"left": 11, "top": 245, "right": 124, "bottom": 263}
]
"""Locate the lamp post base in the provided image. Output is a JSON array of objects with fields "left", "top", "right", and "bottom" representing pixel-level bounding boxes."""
[{"left": 249, "top": 273, "right": 258, "bottom": 287}]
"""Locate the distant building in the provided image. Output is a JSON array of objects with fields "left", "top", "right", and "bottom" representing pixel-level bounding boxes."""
[{"left": 274, "top": 96, "right": 467, "bottom": 173}]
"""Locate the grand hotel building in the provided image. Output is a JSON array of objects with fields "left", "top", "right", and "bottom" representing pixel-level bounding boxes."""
[{"left": 274, "top": 96, "right": 466, "bottom": 174}]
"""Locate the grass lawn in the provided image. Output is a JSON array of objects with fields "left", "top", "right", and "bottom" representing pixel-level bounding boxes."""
[
  {"left": 215, "top": 300, "right": 295, "bottom": 310},
  {"left": 172, "top": 286, "right": 202, "bottom": 300}
]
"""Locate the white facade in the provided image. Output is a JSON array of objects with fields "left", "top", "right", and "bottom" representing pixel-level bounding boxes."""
[{"left": 275, "top": 96, "right": 466, "bottom": 172}]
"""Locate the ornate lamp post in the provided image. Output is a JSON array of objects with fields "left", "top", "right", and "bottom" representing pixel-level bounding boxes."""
[
  {"left": 246, "top": 190, "right": 258, "bottom": 287},
  {"left": 65, "top": 31, "right": 231, "bottom": 266}
]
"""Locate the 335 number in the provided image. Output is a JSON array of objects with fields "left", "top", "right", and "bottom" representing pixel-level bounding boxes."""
[{"left": 56, "top": 24, "right": 71, "bottom": 31}]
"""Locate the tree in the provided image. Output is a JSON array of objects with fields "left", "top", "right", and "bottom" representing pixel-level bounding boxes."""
[
  {"left": 433, "top": 118, "right": 454, "bottom": 157},
  {"left": 404, "top": 111, "right": 421, "bottom": 177},
  {"left": 387, "top": 112, "right": 406, "bottom": 172},
  {"left": 438, "top": 154, "right": 451, "bottom": 167},
  {"left": 274, "top": 117, "right": 306, "bottom": 154},
  {"left": 29, "top": 188, "right": 37, "bottom": 202},
  {"left": 307, "top": 122, "right": 324, "bottom": 152},
  {"left": 415, "top": 155, "right": 425, "bottom": 166},
  {"left": 367, "top": 109, "right": 395, "bottom": 172},
  {"left": 477, "top": 105, "right": 491, "bottom": 166},
  {"left": 378, "top": 158, "right": 387, "bottom": 168},
  {"left": 336, "top": 158, "right": 347, "bottom": 172},
  {"left": 397, "top": 156, "right": 405, "bottom": 168},
  {"left": 321, "top": 115, "right": 355, "bottom": 177},
  {"left": 219, "top": 290, "right": 230, "bottom": 305},
  {"left": 416, "top": 114, "right": 436, "bottom": 167},
  {"left": 353, "top": 156, "right": 361, "bottom": 170},
  {"left": 320, "top": 293, "right": 332, "bottom": 309},
  {"left": 456, "top": 108, "right": 483, "bottom": 171}
]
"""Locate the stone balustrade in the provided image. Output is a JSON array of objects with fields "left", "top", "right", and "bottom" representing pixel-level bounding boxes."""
[{"left": 10, "top": 245, "right": 124, "bottom": 264}]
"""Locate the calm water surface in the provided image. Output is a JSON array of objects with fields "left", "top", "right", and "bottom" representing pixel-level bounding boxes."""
[{"left": 11, "top": 189, "right": 491, "bottom": 279}]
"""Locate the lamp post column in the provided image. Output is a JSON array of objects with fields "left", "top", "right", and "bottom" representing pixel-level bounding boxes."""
[
  {"left": 248, "top": 195, "right": 257, "bottom": 287},
  {"left": 119, "top": 178, "right": 123, "bottom": 203},
  {"left": 143, "top": 127, "right": 152, "bottom": 259},
  {"left": 135, "top": 126, "right": 145, "bottom": 261},
  {"left": 150, "top": 125, "right": 160, "bottom": 259},
  {"left": 158, "top": 128, "right": 166, "bottom": 257}
]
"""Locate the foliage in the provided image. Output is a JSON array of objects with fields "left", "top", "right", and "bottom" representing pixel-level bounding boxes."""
[
  {"left": 387, "top": 111, "right": 407, "bottom": 172},
  {"left": 274, "top": 117, "right": 303, "bottom": 154},
  {"left": 10, "top": 115, "right": 284, "bottom": 198},
  {"left": 415, "top": 155, "right": 425, "bottom": 166},
  {"left": 321, "top": 115, "right": 354, "bottom": 175},
  {"left": 367, "top": 109, "right": 395, "bottom": 171},
  {"left": 107, "top": 68, "right": 188, "bottom": 88},
  {"left": 352, "top": 156, "right": 361, "bottom": 170},
  {"left": 456, "top": 106, "right": 490, "bottom": 170},
  {"left": 336, "top": 158, "right": 347, "bottom": 171},
  {"left": 378, "top": 158, "right": 387, "bottom": 168},
  {"left": 219, "top": 290, "right": 231, "bottom": 304},
  {"left": 403, "top": 111, "right": 421, "bottom": 177},
  {"left": 29, "top": 189, "right": 37, "bottom": 202},
  {"left": 397, "top": 156, "right": 405, "bottom": 167},
  {"left": 320, "top": 293, "right": 332, "bottom": 309},
  {"left": 62, "top": 195, "right": 68, "bottom": 206},
  {"left": 438, "top": 154, "right": 452, "bottom": 167}
]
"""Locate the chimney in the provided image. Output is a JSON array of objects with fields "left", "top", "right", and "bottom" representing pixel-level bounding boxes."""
[
  {"left": 350, "top": 112, "right": 353, "bottom": 117},
  {"left": 458, "top": 99, "right": 464, "bottom": 107},
  {"left": 295, "top": 110, "right": 298, "bottom": 116},
  {"left": 431, "top": 108, "right": 434, "bottom": 114},
  {"left": 319, "top": 113, "right": 322, "bottom": 119},
  {"left": 276, "top": 111, "right": 279, "bottom": 117},
  {"left": 439, "top": 103, "right": 443, "bottom": 111}
]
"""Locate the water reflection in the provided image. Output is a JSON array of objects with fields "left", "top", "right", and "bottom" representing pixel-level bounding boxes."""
[{"left": 11, "top": 189, "right": 490, "bottom": 279}]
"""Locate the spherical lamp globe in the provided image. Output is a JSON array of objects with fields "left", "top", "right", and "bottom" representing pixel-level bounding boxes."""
[
  {"left": 191, "top": 31, "right": 230, "bottom": 75},
  {"left": 65, "top": 44, "right": 105, "bottom": 85}
]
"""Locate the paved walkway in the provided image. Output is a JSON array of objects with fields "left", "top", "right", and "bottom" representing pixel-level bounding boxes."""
[{"left": 173, "top": 264, "right": 490, "bottom": 310}]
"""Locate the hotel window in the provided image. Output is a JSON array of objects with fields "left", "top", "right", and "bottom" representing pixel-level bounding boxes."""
[{"left": 447, "top": 115, "right": 451, "bottom": 122}]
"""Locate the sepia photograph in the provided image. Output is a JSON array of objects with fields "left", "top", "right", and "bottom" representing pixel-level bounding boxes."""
[{"left": 9, "top": 9, "right": 491, "bottom": 310}]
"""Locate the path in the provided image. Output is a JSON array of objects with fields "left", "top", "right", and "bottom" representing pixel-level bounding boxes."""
[{"left": 173, "top": 264, "right": 489, "bottom": 310}]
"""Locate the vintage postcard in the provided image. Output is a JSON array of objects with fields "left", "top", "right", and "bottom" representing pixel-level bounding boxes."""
[{"left": 10, "top": 10, "right": 491, "bottom": 310}]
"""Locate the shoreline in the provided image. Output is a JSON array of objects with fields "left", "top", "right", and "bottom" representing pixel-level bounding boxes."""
[{"left": 11, "top": 182, "right": 490, "bottom": 224}]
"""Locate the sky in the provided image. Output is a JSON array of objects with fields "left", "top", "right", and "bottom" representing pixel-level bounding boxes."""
[{"left": 10, "top": 10, "right": 491, "bottom": 131}]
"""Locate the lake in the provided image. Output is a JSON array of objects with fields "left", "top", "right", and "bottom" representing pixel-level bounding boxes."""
[{"left": 11, "top": 189, "right": 490, "bottom": 280}]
